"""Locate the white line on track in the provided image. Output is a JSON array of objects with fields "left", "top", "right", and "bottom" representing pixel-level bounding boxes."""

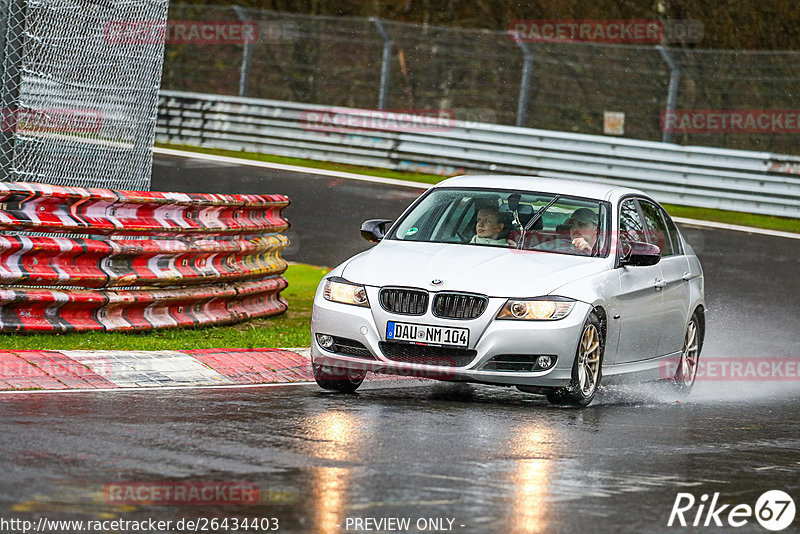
[
  {"left": 154, "top": 147, "right": 432, "bottom": 190},
  {"left": 672, "top": 217, "right": 800, "bottom": 240},
  {"left": 0, "top": 381, "right": 317, "bottom": 395},
  {"left": 0, "top": 378, "right": 423, "bottom": 395},
  {"left": 154, "top": 147, "right": 800, "bottom": 240}
]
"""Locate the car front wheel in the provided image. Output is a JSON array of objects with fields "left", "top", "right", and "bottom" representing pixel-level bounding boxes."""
[
  {"left": 547, "top": 312, "right": 604, "bottom": 407},
  {"left": 312, "top": 362, "right": 366, "bottom": 393},
  {"left": 671, "top": 312, "right": 702, "bottom": 394}
]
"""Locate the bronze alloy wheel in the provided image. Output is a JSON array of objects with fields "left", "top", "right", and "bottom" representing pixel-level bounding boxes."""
[
  {"left": 674, "top": 315, "right": 701, "bottom": 391},
  {"left": 547, "top": 312, "right": 604, "bottom": 407},
  {"left": 577, "top": 323, "right": 602, "bottom": 397}
]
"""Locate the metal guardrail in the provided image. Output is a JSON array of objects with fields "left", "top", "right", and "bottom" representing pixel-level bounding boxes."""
[
  {"left": 0, "top": 182, "right": 290, "bottom": 332},
  {"left": 156, "top": 90, "right": 800, "bottom": 218}
]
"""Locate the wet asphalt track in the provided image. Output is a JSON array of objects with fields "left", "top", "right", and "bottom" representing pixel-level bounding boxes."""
[{"left": 0, "top": 154, "right": 798, "bottom": 534}]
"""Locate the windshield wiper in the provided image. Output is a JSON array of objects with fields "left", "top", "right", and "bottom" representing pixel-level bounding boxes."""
[{"left": 516, "top": 195, "right": 560, "bottom": 249}]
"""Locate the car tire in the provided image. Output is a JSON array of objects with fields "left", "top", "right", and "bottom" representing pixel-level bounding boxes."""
[
  {"left": 312, "top": 362, "right": 366, "bottom": 393},
  {"left": 547, "top": 312, "right": 604, "bottom": 407},
  {"left": 671, "top": 311, "right": 703, "bottom": 395}
]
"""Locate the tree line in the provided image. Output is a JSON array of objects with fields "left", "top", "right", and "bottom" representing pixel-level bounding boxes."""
[{"left": 173, "top": 0, "right": 800, "bottom": 50}]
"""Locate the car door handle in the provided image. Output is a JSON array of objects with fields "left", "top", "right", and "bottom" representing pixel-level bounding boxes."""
[
  {"left": 654, "top": 278, "right": 667, "bottom": 289},
  {"left": 682, "top": 272, "right": 693, "bottom": 281}
]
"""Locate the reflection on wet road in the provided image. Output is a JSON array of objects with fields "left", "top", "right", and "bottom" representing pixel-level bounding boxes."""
[{"left": 1, "top": 381, "right": 798, "bottom": 533}]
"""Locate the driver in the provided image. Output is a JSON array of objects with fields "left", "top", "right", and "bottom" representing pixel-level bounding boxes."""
[{"left": 564, "top": 208, "right": 599, "bottom": 255}]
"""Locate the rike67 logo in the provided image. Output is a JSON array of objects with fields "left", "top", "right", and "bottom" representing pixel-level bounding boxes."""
[{"left": 668, "top": 490, "right": 796, "bottom": 531}]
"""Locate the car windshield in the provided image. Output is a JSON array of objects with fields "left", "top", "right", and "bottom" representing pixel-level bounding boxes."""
[{"left": 388, "top": 187, "right": 610, "bottom": 257}]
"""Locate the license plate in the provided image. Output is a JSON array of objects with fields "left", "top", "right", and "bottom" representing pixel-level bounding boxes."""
[{"left": 386, "top": 321, "right": 469, "bottom": 348}]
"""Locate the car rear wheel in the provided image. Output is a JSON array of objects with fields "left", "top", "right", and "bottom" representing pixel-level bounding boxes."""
[
  {"left": 547, "top": 312, "right": 603, "bottom": 407},
  {"left": 312, "top": 362, "right": 366, "bottom": 393},
  {"left": 672, "top": 312, "right": 702, "bottom": 394}
]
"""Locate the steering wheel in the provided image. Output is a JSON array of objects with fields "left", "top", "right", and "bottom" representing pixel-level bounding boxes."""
[
  {"left": 531, "top": 238, "right": 574, "bottom": 252},
  {"left": 455, "top": 228, "right": 472, "bottom": 242}
]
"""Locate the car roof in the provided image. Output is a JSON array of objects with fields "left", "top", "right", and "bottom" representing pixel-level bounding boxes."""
[{"left": 434, "top": 175, "right": 648, "bottom": 203}]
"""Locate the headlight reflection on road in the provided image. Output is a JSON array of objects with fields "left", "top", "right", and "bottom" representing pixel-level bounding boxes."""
[
  {"left": 309, "top": 411, "right": 359, "bottom": 461},
  {"left": 508, "top": 427, "right": 554, "bottom": 533},
  {"left": 313, "top": 466, "right": 348, "bottom": 534},
  {"left": 306, "top": 411, "right": 364, "bottom": 534}
]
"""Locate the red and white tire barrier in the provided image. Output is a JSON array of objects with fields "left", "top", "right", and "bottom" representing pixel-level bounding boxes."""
[
  {"left": 0, "top": 182, "right": 290, "bottom": 331},
  {"left": 0, "top": 182, "right": 289, "bottom": 236}
]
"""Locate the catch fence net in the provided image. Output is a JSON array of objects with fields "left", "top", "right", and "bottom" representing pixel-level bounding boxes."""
[
  {"left": 0, "top": 0, "right": 169, "bottom": 189},
  {"left": 160, "top": 6, "right": 800, "bottom": 155}
]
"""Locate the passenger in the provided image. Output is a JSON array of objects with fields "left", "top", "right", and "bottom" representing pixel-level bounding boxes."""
[
  {"left": 470, "top": 206, "right": 509, "bottom": 246},
  {"left": 564, "top": 207, "right": 599, "bottom": 255}
]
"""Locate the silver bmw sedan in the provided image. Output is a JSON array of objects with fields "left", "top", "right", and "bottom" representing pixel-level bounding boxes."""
[{"left": 310, "top": 175, "right": 705, "bottom": 406}]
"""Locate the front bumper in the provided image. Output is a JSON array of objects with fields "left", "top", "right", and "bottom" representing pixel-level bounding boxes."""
[{"left": 310, "top": 288, "right": 590, "bottom": 388}]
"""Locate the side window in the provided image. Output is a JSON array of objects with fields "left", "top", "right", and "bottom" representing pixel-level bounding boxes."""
[
  {"left": 661, "top": 209, "right": 683, "bottom": 255},
  {"left": 432, "top": 196, "right": 473, "bottom": 241},
  {"left": 639, "top": 200, "right": 674, "bottom": 256},
  {"left": 452, "top": 199, "right": 478, "bottom": 238},
  {"left": 619, "top": 199, "right": 646, "bottom": 244}
]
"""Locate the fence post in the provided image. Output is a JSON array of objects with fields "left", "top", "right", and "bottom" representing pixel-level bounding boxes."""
[
  {"left": 371, "top": 17, "right": 392, "bottom": 110},
  {"left": 0, "top": 0, "right": 26, "bottom": 177},
  {"left": 656, "top": 45, "right": 681, "bottom": 144},
  {"left": 515, "top": 40, "right": 533, "bottom": 127},
  {"left": 233, "top": 5, "right": 253, "bottom": 97}
]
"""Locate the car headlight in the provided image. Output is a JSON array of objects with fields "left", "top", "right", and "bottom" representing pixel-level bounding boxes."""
[
  {"left": 496, "top": 297, "right": 575, "bottom": 320},
  {"left": 323, "top": 277, "right": 369, "bottom": 307}
]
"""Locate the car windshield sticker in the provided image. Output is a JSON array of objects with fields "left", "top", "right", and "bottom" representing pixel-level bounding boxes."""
[{"left": 405, "top": 227, "right": 419, "bottom": 236}]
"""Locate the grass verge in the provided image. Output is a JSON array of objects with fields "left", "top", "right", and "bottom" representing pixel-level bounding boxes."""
[
  {"left": 0, "top": 264, "right": 327, "bottom": 352},
  {"left": 662, "top": 203, "right": 800, "bottom": 233},
  {"left": 157, "top": 143, "right": 800, "bottom": 234},
  {"left": 156, "top": 143, "right": 444, "bottom": 185}
]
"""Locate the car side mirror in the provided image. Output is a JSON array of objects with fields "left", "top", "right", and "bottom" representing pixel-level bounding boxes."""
[
  {"left": 620, "top": 241, "right": 661, "bottom": 266},
  {"left": 360, "top": 219, "right": 392, "bottom": 243}
]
